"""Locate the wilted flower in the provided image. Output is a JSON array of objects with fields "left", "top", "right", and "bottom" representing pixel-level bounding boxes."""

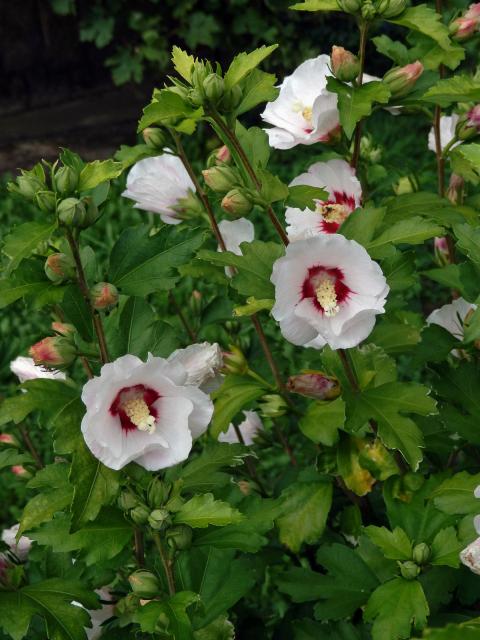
[
  {"left": 287, "top": 371, "right": 340, "bottom": 399},
  {"left": 428, "top": 114, "right": 460, "bottom": 153},
  {"left": 166, "top": 342, "right": 223, "bottom": 393},
  {"left": 261, "top": 55, "right": 340, "bottom": 149},
  {"left": 286, "top": 159, "right": 362, "bottom": 241},
  {"left": 271, "top": 234, "right": 389, "bottom": 350},
  {"left": 218, "top": 411, "right": 263, "bottom": 445},
  {"left": 427, "top": 297, "right": 476, "bottom": 341},
  {"left": 29, "top": 337, "right": 76, "bottom": 368},
  {"left": 81, "top": 350, "right": 214, "bottom": 470},
  {"left": 10, "top": 356, "right": 66, "bottom": 383},
  {"left": 122, "top": 155, "right": 195, "bottom": 225},
  {"left": 1, "top": 524, "right": 32, "bottom": 562}
]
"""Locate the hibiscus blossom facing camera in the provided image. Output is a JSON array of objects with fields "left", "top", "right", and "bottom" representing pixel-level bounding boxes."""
[
  {"left": 261, "top": 55, "right": 340, "bottom": 150},
  {"left": 271, "top": 234, "right": 389, "bottom": 350},
  {"left": 122, "top": 154, "right": 195, "bottom": 225},
  {"left": 81, "top": 346, "right": 219, "bottom": 470},
  {"left": 286, "top": 159, "right": 362, "bottom": 241}
]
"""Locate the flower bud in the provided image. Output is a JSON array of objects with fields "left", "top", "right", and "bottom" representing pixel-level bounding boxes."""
[
  {"left": 468, "top": 104, "right": 480, "bottom": 129},
  {"left": 361, "top": 0, "right": 377, "bottom": 20},
  {"left": 0, "top": 433, "right": 19, "bottom": 447},
  {"left": 81, "top": 196, "right": 100, "bottom": 228},
  {"left": 412, "top": 542, "right": 430, "bottom": 565},
  {"left": 220, "top": 85, "right": 243, "bottom": 112},
  {"left": 202, "top": 166, "right": 240, "bottom": 193},
  {"left": 383, "top": 61, "right": 424, "bottom": 98},
  {"left": 461, "top": 537, "right": 480, "bottom": 575},
  {"left": 54, "top": 166, "right": 79, "bottom": 195},
  {"left": 259, "top": 394, "right": 287, "bottom": 418},
  {"left": 57, "top": 197, "right": 86, "bottom": 227},
  {"left": 446, "top": 174, "right": 464, "bottom": 206},
  {"left": 455, "top": 109, "right": 480, "bottom": 141},
  {"left": 173, "top": 190, "right": 204, "bottom": 219},
  {"left": 337, "top": 0, "right": 361, "bottom": 13},
  {"left": 9, "top": 174, "right": 45, "bottom": 200},
  {"left": 51, "top": 322, "right": 75, "bottom": 336},
  {"left": 11, "top": 465, "right": 31, "bottom": 478},
  {"left": 222, "top": 346, "right": 249, "bottom": 376},
  {"left": 203, "top": 73, "right": 225, "bottom": 104},
  {"left": 148, "top": 508, "right": 170, "bottom": 531},
  {"left": 29, "top": 337, "right": 76, "bottom": 368},
  {"left": 450, "top": 16, "right": 478, "bottom": 41},
  {"left": 434, "top": 237, "right": 450, "bottom": 267},
  {"left": 142, "top": 127, "right": 167, "bottom": 149},
  {"left": 90, "top": 282, "right": 119, "bottom": 310},
  {"left": 188, "top": 87, "right": 205, "bottom": 107},
  {"left": 147, "top": 478, "right": 169, "bottom": 509},
  {"left": 221, "top": 188, "right": 253, "bottom": 217},
  {"left": 118, "top": 491, "right": 139, "bottom": 512},
  {"left": 130, "top": 504, "right": 150, "bottom": 525},
  {"left": 399, "top": 560, "right": 420, "bottom": 580},
  {"left": 287, "top": 371, "right": 340, "bottom": 400},
  {"left": 44, "top": 253, "right": 76, "bottom": 285},
  {"left": 115, "top": 593, "right": 139, "bottom": 616},
  {"left": 331, "top": 46, "right": 360, "bottom": 82},
  {"left": 165, "top": 525, "right": 193, "bottom": 551},
  {"left": 35, "top": 190, "right": 56, "bottom": 213},
  {"left": 376, "top": 0, "right": 406, "bottom": 18},
  {"left": 128, "top": 570, "right": 161, "bottom": 599},
  {"left": 216, "top": 145, "right": 231, "bottom": 165}
]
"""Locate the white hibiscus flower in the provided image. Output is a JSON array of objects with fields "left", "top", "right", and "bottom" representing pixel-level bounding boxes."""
[
  {"left": 261, "top": 55, "right": 340, "bottom": 150},
  {"left": 218, "top": 217, "right": 255, "bottom": 278},
  {"left": 122, "top": 154, "right": 195, "bottom": 225},
  {"left": 218, "top": 411, "right": 263, "bottom": 445},
  {"left": 286, "top": 159, "right": 362, "bottom": 241},
  {"left": 1, "top": 524, "right": 32, "bottom": 562},
  {"left": 271, "top": 234, "right": 389, "bottom": 350},
  {"left": 81, "top": 348, "right": 216, "bottom": 470},
  {"left": 428, "top": 114, "right": 460, "bottom": 153},
  {"left": 167, "top": 342, "right": 223, "bottom": 393},
  {"left": 10, "top": 356, "right": 66, "bottom": 383},
  {"left": 426, "top": 297, "right": 476, "bottom": 341}
]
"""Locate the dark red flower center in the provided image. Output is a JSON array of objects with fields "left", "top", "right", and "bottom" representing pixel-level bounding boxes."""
[
  {"left": 302, "top": 266, "right": 351, "bottom": 315},
  {"left": 110, "top": 384, "right": 160, "bottom": 433},
  {"left": 316, "top": 191, "right": 357, "bottom": 233}
]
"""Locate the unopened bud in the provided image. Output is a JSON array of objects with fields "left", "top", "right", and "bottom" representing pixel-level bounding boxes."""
[
  {"left": 221, "top": 188, "right": 253, "bottom": 217},
  {"left": 130, "top": 504, "right": 150, "bottom": 525},
  {"left": 331, "top": 46, "right": 360, "bottom": 82},
  {"left": 44, "top": 253, "right": 76, "bottom": 284},
  {"left": 36, "top": 190, "right": 56, "bottom": 213},
  {"left": 128, "top": 570, "right": 160, "bottom": 599},
  {"left": 461, "top": 537, "right": 480, "bottom": 575},
  {"left": 90, "top": 282, "right": 119, "bottom": 310},
  {"left": 376, "top": 0, "right": 406, "bottom": 18},
  {"left": 468, "top": 104, "right": 480, "bottom": 129},
  {"left": 11, "top": 465, "right": 31, "bottom": 478},
  {"left": 9, "top": 173, "right": 45, "bottom": 200},
  {"left": 142, "top": 127, "right": 166, "bottom": 149},
  {"left": 434, "top": 237, "right": 450, "bottom": 266},
  {"left": 399, "top": 560, "right": 420, "bottom": 580},
  {"left": 223, "top": 346, "right": 248, "bottom": 375},
  {"left": 412, "top": 542, "right": 430, "bottom": 565},
  {"left": 220, "top": 85, "right": 243, "bottom": 112},
  {"left": 51, "top": 322, "right": 75, "bottom": 336},
  {"left": 29, "top": 337, "right": 76, "bottom": 368},
  {"left": 446, "top": 174, "right": 464, "bottom": 205},
  {"left": 148, "top": 508, "right": 170, "bottom": 530},
  {"left": 456, "top": 109, "right": 480, "bottom": 141},
  {"left": 147, "top": 478, "right": 169, "bottom": 509},
  {"left": 57, "top": 197, "right": 86, "bottom": 227},
  {"left": 165, "top": 525, "right": 193, "bottom": 550},
  {"left": 287, "top": 371, "right": 340, "bottom": 400},
  {"left": 383, "top": 61, "right": 423, "bottom": 98},
  {"left": 361, "top": 0, "right": 377, "bottom": 20},
  {"left": 82, "top": 196, "right": 100, "bottom": 228},
  {"left": 450, "top": 16, "right": 478, "bottom": 41},
  {"left": 216, "top": 145, "right": 231, "bottom": 165},
  {"left": 259, "top": 394, "right": 287, "bottom": 418},
  {"left": 203, "top": 73, "right": 225, "bottom": 103},
  {"left": 337, "top": 0, "right": 361, "bottom": 13},
  {"left": 202, "top": 166, "right": 239, "bottom": 193},
  {"left": 0, "top": 433, "right": 19, "bottom": 447},
  {"left": 118, "top": 491, "right": 139, "bottom": 511},
  {"left": 173, "top": 190, "right": 204, "bottom": 218},
  {"left": 54, "top": 166, "right": 79, "bottom": 195}
]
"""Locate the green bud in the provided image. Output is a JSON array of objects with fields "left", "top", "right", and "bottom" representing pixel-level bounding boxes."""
[
  {"left": 383, "top": 61, "right": 424, "bottom": 98},
  {"left": 57, "top": 197, "right": 86, "bottom": 227},
  {"left": 337, "top": 0, "right": 361, "bottom": 13},
  {"left": 143, "top": 127, "right": 167, "bottom": 149},
  {"left": 376, "top": 0, "right": 406, "bottom": 18},
  {"left": 90, "top": 282, "right": 119, "bottom": 310},
  {"left": 130, "top": 504, "right": 150, "bottom": 525},
  {"left": 166, "top": 525, "right": 193, "bottom": 551},
  {"left": 148, "top": 508, "right": 170, "bottom": 530},
  {"left": 221, "top": 188, "right": 253, "bottom": 217},
  {"left": 223, "top": 345, "right": 249, "bottom": 375},
  {"left": 173, "top": 190, "right": 204, "bottom": 219},
  {"left": 128, "top": 570, "right": 161, "bottom": 599},
  {"left": 147, "top": 478, "right": 169, "bottom": 509},
  {"left": 81, "top": 196, "right": 100, "bottom": 228},
  {"left": 118, "top": 491, "right": 139, "bottom": 511},
  {"left": 203, "top": 73, "right": 225, "bottom": 104},
  {"left": 202, "top": 166, "right": 240, "bottom": 193},
  {"left": 115, "top": 593, "right": 139, "bottom": 616},
  {"left": 10, "top": 174, "right": 45, "bottom": 200},
  {"left": 361, "top": 0, "right": 377, "bottom": 19},
  {"left": 44, "top": 253, "right": 76, "bottom": 284},
  {"left": 35, "top": 190, "right": 56, "bottom": 213},
  {"left": 331, "top": 46, "right": 360, "bottom": 82},
  {"left": 259, "top": 394, "right": 287, "bottom": 418},
  {"left": 188, "top": 87, "right": 205, "bottom": 107},
  {"left": 412, "top": 543, "right": 430, "bottom": 565},
  {"left": 219, "top": 85, "right": 243, "bottom": 112},
  {"left": 399, "top": 560, "right": 420, "bottom": 580},
  {"left": 54, "top": 166, "right": 79, "bottom": 195}
]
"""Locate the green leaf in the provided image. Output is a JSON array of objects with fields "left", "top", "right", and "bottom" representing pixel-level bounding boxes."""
[
  {"left": 453, "top": 223, "right": 480, "bottom": 263},
  {"left": 421, "top": 76, "right": 480, "bottom": 107},
  {"left": 368, "top": 321, "right": 420, "bottom": 354},
  {"left": 384, "top": 192, "right": 468, "bottom": 228},
  {"left": 176, "top": 442, "right": 251, "bottom": 492},
  {"left": 109, "top": 225, "right": 206, "bottom": 296},
  {"left": 172, "top": 46, "right": 195, "bottom": 83},
  {"left": 61, "top": 284, "right": 93, "bottom": 342},
  {"left": 430, "top": 526, "right": 462, "bottom": 568},
  {"left": 135, "top": 591, "right": 199, "bottom": 638},
  {"left": 382, "top": 251, "right": 417, "bottom": 291},
  {"left": 224, "top": 45, "right": 278, "bottom": 90},
  {"left": 199, "top": 240, "right": 284, "bottom": 300},
  {"left": 423, "top": 263, "right": 480, "bottom": 301},
  {"left": 340, "top": 206, "right": 385, "bottom": 247},
  {"left": 389, "top": 5, "right": 454, "bottom": 52},
  {"left": 210, "top": 375, "right": 267, "bottom": 438},
  {"left": 431, "top": 472, "right": 480, "bottom": 515},
  {"left": 0, "top": 449, "right": 33, "bottom": 471},
  {"left": 451, "top": 144, "right": 480, "bottom": 185},
  {"left": 236, "top": 69, "right": 279, "bottom": 115},
  {"left": 114, "top": 143, "right": 157, "bottom": 169},
  {"left": 3, "top": 221, "right": 56, "bottom": 274},
  {"left": 258, "top": 168, "right": 289, "bottom": 204},
  {"left": 276, "top": 480, "right": 333, "bottom": 552},
  {"left": 173, "top": 493, "right": 244, "bottom": 528},
  {"left": 138, "top": 90, "right": 203, "bottom": 131},
  {"left": 20, "top": 483, "right": 73, "bottom": 536},
  {"left": 233, "top": 296, "right": 273, "bottom": 317},
  {"left": 0, "top": 259, "right": 64, "bottom": 310},
  {"left": 289, "top": 0, "right": 340, "bottom": 10},
  {"left": 364, "top": 577, "right": 429, "bottom": 640},
  {"left": 78, "top": 159, "right": 123, "bottom": 191},
  {"left": 373, "top": 35, "right": 410, "bottom": 66},
  {"left": 423, "top": 619, "right": 480, "bottom": 639},
  {"left": 299, "top": 397, "right": 345, "bottom": 446},
  {"left": 235, "top": 124, "right": 270, "bottom": 169},
  {"left": 287, "top": 184, "right": 329, "bottom": 209},
  {"left": 326, "top": 78, "right": 391, "bottom": 139},
  {"left": 368, "top": 217, "right": 444, "bottom": 254},
  {"left": 117, "top": 296, "right": 156, "bottom": 358},
  {"left": 365, "top": 526, "right": 412, "bottom": 560},
  {"left": 69, "top": 441, "right": 120, "bottom": 531}
]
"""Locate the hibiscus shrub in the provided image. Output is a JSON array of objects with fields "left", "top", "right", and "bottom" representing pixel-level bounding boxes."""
[{"left": 2, "top": 1, "right": 480, "bottom": 638}]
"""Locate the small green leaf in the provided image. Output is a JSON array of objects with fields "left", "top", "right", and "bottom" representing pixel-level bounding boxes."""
[
  {"left": 453, "top": 222, "right": 480, "bottom": 263},
  {"left": 289, "top": 0, "right": 340, "bottom": 10},
  {"left": 78, "top": 159, "right": 123, "bottom": 191},
  {"left": 257, "top": 168, "right": 289, "bottom": 204},
  {"left": 236, "top": 69, "right": 279, "bottom": 115},
  {"left": 173, "top": 493, "right": 244, "bottom": 528},
  {"left": 3, "top": 221, "right": 56, "bottom": 274},
  {"left": 373, "top": 35, "right": 410, "bottom": 66},
  {"left": 287, "top": 185, "right": 329, "bottom": 210},
  {"left": 210, "top": 375, "right": 267, "bottom": 438},
  {"left": 431, "top": 472, "right": 480, "bottom": 515},
  {"left": 299, "top": 398, "right": 345, "bottom": 446},
  {"left": 135, "top": 591, "right": 199, "bottom": 637},
  {"left": 388, "top": 5, "right": 454, "bottom": 53},
  {"left": 172, "top": 46, "right": 195, "bottom": 83},
  {"left": 233, "top": 297, "right": 273, "bottom": 317},
  {"left": 61, "top": 284, "right": 93, "bottom": 342},
  {"left": 138, "top": 90, "right": 203, "bottom": 131},
  {"left": 430, "top": 526, "right": 462, "bottom": 568},
  {"left": 365, "top": 526, "right": 412, "bottom": 560},
  {"left": 368, "top": 217, "right": 444, "bottom": 254},
  {"left": 224, "top": 45, "right": 278, "bottom": 90},
  {"left": 451, "top": 144, "right": 480, "bottom": 185},
  {"left": 421, "top": 76, "right": 480, "bottom": 107}
]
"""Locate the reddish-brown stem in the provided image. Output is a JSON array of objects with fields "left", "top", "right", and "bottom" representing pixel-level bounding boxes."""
[
  {"left": 18, "top": 424, "right": 43, "bottom": 469},
  {"left": 168, "top": 292, "right": 197, "bottom": 342},
  {"left": 80, "top": 357, "right": 94, "bottom": 379},
  {"left": 350, "top": 21, "right": 369, "bottom": 171},
  {"left": 250, "top": 313, "right": 285, "bottom": 394}
]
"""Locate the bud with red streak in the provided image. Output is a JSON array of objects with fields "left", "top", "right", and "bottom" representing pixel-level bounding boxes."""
[
  {"left": 11, "top": 465, "right": 31, "bottom": 478},
  {"left": 202, "top": 165, "right": 239, "bottom": 193},
  {"left": 434, "top": 237, "right": 450, "bottom": 266},
  {"left": 383, "top": 61, "right": 423, "bottom": 98},
  {"left": 446, "top": 174, "right": 464, "bottom": 205},
  {"left": 29, "top": 336, "right": 76, "bottom": 368},
  {"left": 90, "top": 282, "right": 119, "bottom": 310},
  {"left": 287, "top": 371, "right": 341, "bottom": 400},
  {"left": 331, "top": 46, "right": 360, "bottom": 82},
  {"left": 51, "top": 321, "right": 75, "bottom": 336},
  {"left": 223, "top": 346, "right": 248, "bottom": 375},
  {"left": 216, "top": 145, "right": 231, "bottom": 164},
  {"left": 0, "top": 433, "right": 19, "bottom": 447},
  {"left": 44, "top": 253, "right": 75, "bottom": 284},
  {"left": 450, "top": 3, "right": 480, "bottom": 40},
  {"left": 221, "top": 188, "right": 253, "bottom": 217},
  {"left": 456, "top": 106, "right": 480, "bottom": 141}
]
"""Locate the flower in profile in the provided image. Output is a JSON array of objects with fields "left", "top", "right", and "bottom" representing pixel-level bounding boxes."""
[
  {"left": 10, "top": 356, "right": 66, "bottom": 383},
  {"left": 218, "top": 411, "right": 263, "bottom": 445},
  {"left": 450, "top": 4, "right": 480, "bottom": 40},
  {"left": 261, "top": 55, "right": 340, "bottom": 150},
  {"left": 460, "top": 484, "right": 480, "bottom": 574},
  {"left": 383, "top": 61, "right": 423, "bottom": 98},
  {"left": 286, "top": 159, "right": 362, "bottom": 241},
  {"left": 167, "top": 342, "right": 224, "bottom": 393},
  {"left": 81, "top": 350, "right": 214, "bottom": 470},
  {"left": 428, "top": 114, "right": 460, "bottom": 153},
  {"left": 29, "top": 337, "right": 76, "bottom": 369},
  {"left": 1, "top": 524, "right": 32, "bottom": 562},
  {"left": 287, "top": 371, "right": 340, "bottom": 400},
  {"left": 122, "top": 155, "right": 195, "bottom": 225},
  {"left": 426, "top": 297, "right": 476, "bottom": 341},
  {"left": 271, "top": 234, "right": 389, "bottom": 350}
]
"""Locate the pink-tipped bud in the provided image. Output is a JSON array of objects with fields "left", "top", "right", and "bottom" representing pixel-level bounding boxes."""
[
  {"left": 456, "top": 108, "right": 480, "bottom": 141},
  {"left": 51, "top": 322, "right": 75, "bottom": 336},
  {"left": 202, "top": 166, "right": 239, "bottom": 193},
  {"left": 467, "top": 105, "right": 480, "bottom": 130},
  {"left": 446, "top": 174, "right": 464, "bottom": 205},
  {"left": 221, "top": 188, "right": 253, "bottom": 217},
  {"left": 142, "top": 127, "right": 166, "bottom": 149},
  {"left": 223, "top": 346, "right": 248, "bottom": 375},
  {"left": 11, "top": 465, "right": 30, "bottom": 478},
  {"left": 44, "top": 253, "right": 75, "bottom": 284},
  {"left": 0, "top": 433, "right": 19, "bottom": 447},
  {"left": 287, "top": 371, "right": 341, "bottom": 400},
  {"left": 216, "top": 145, "right": 231, "bottom": 165},
  {"left": 466, "top": 3, "right": 480, "bottom": 18},
  {"left": 434, "top": 237, "right": 450, "bottom": 267},
  {"left": 331, "top": 46, "right": 360, "bottom": 82},
  {"left": 383, "top": 61, "right": 424, "bottom": 98},
  {"left": 29, "top": 336, "right": 76, "bottom": 368},
  {"left": 450, "top": 16, "right": 478, "bottom": 40},
  {"left": 90, "top": 282, "right": 119, "bottom": 310}
]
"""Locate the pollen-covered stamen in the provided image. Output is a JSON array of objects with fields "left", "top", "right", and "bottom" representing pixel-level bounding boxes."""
[
  {"left": 317, "top": 202, "right": 350, "bottom": 225},
  {"left": 302, "top": 106, "right": 313, "bottom": 124},
  {"left": 122, "top": 397, "right": 156, "bottom": 433},
  {"left": 110, "top": 384, "right": 160, "bottom": 434},
  {"left": 315, "top": 278, "right": 340, "bottom": 317}
]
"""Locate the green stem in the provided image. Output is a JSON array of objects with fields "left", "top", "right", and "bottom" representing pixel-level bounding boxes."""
[
  {"left": 152, "top": 532, "right": 176, "bottom": 595},
  {"left": 350, "top": 21, "right": 369, "bottom": 171},
  {"left": 168, "top": 291, "right": 197, "bottom": 342}
]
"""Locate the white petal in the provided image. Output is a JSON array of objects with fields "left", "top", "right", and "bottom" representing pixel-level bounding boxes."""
[
  {"left": 218, "top": 218, "right": 255, "bottom": 255},
  {"left": 167, "top": 343, "right": 223, "bottom": 391},
  {"left": 218, "top": 411, "right": 263, "bottom": 445},
  {"left": 10, "top": 356, "right": 66, "bottom": 383},
  {"left": 427, "top": 297, "right": 476, "bottom": 340}
]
